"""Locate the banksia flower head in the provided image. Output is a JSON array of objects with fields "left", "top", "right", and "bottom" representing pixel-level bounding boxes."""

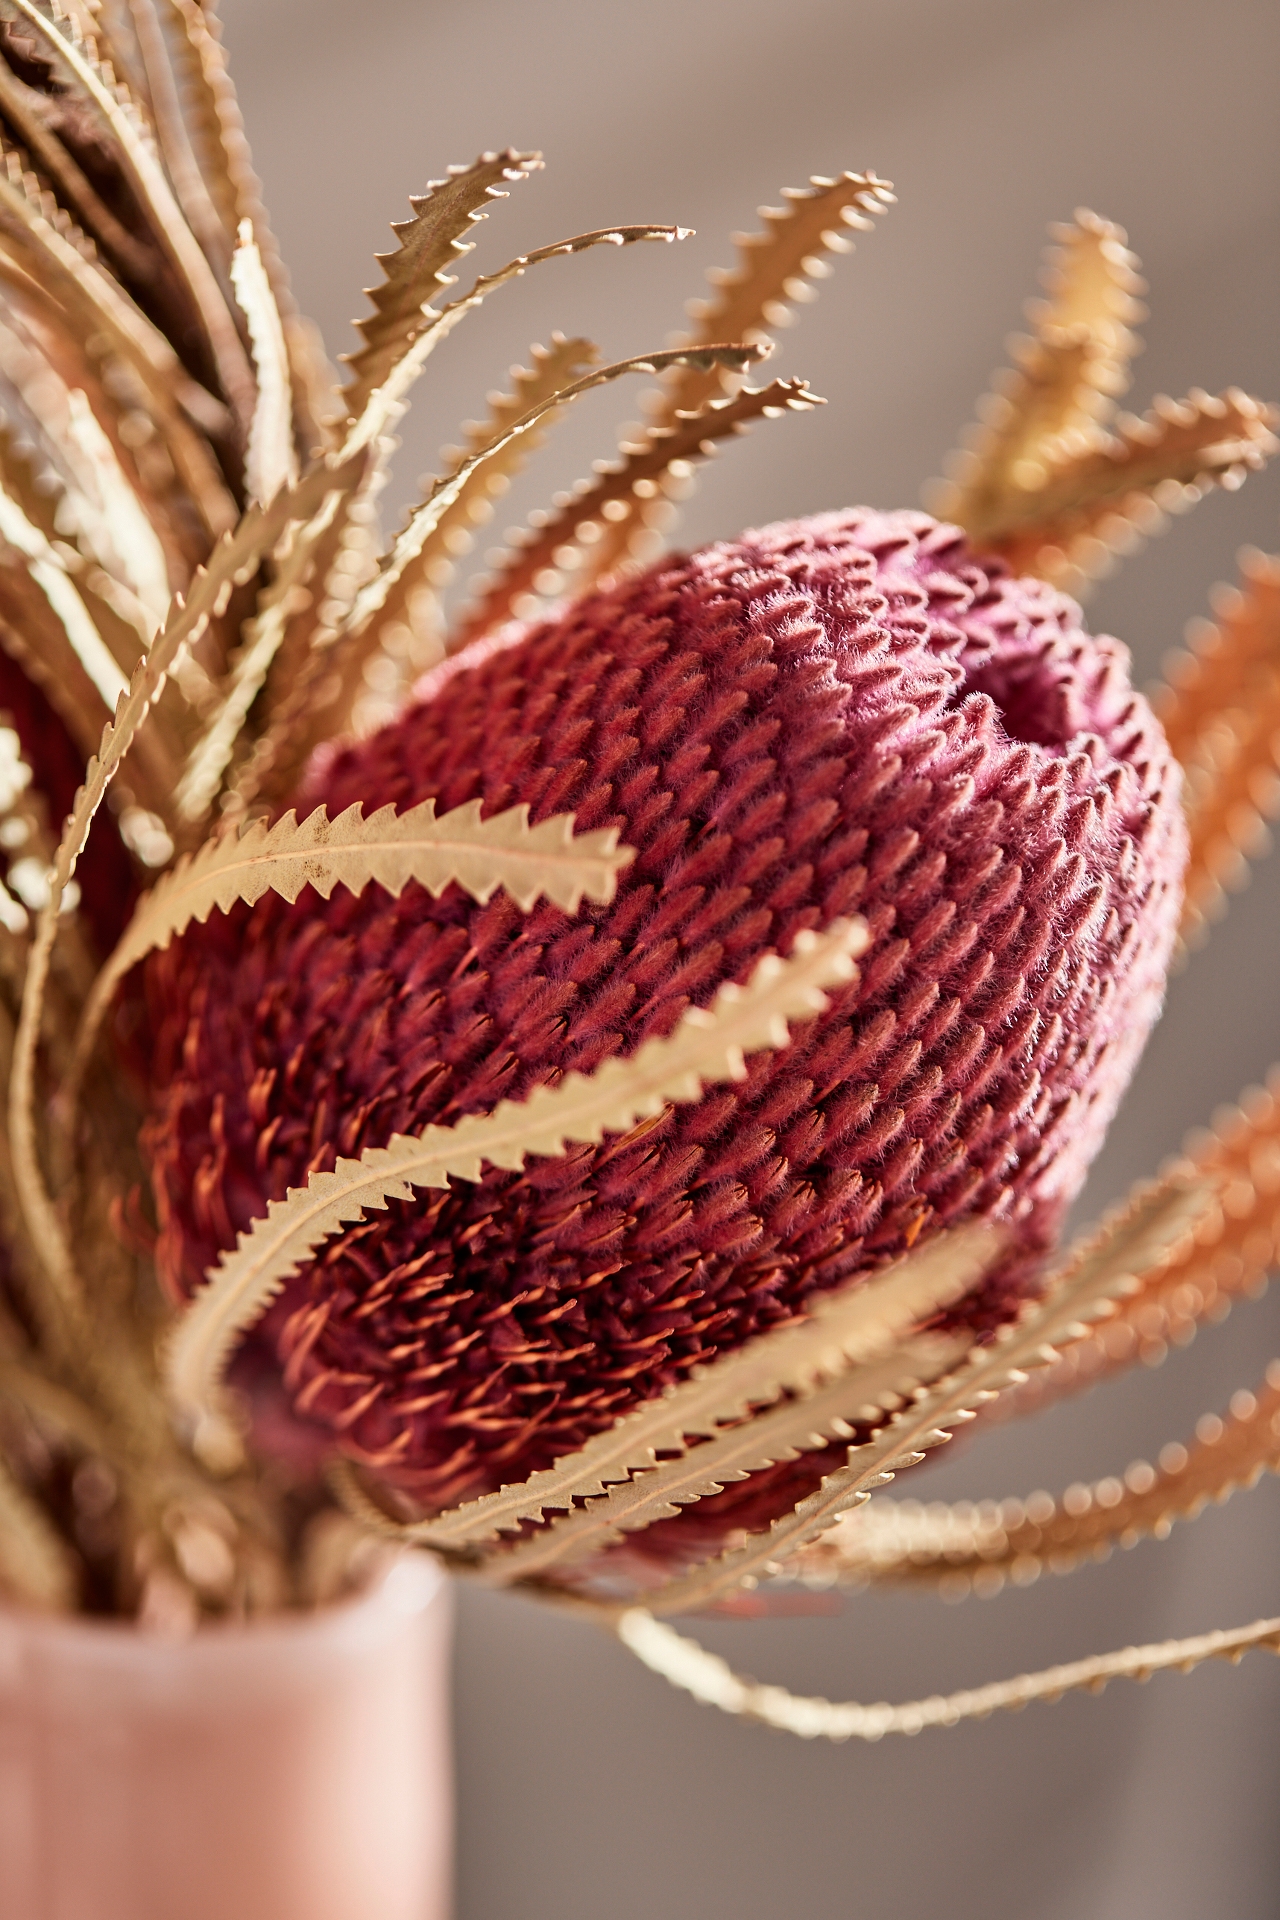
[
  {"left": 2, "top": 3, "right": 1280, "bottom": 1742},
  {"left": 144, "top": 506, "right": 1186, "bottom": 1538}
]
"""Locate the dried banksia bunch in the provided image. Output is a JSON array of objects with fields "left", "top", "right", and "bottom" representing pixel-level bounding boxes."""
[{"left": 1, "top": 1, "right": 1280, "bottom": 1734}]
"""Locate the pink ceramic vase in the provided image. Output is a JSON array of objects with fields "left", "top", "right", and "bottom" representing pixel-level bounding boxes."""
[{"left": 0, "top": 1553, "right": 452, "bottom": 1920}]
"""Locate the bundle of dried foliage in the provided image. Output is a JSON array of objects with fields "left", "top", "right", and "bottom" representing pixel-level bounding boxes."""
[{"left": 0, "top": 0, "right": 1276, "bottom": 1740}]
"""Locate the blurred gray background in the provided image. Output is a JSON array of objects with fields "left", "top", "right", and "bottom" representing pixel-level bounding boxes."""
[{"left": 220, "top": 3, "right": 1280, "bottom": 1915}]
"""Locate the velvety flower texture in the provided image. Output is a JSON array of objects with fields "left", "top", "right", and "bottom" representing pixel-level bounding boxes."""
[{"left": 142, "top": 509, "right": 1185, "bottom": 1529}]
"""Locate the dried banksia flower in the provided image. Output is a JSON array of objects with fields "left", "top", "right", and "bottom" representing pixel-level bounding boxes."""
[
  {"left": 143, "top": 507, "right": 1186, "bottom": 1541},
  {"left": 1, "top": 0, "right": 1279, "bottom": 1742}
]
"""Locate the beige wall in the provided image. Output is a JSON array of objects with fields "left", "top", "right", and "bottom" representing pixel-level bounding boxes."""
[{"left": 220, "top": 3, "right": 1280, "bottom": 1914}]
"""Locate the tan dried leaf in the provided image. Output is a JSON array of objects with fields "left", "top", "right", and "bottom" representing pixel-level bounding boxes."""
[
  {"left": 0, "top": 146, "right": 236, "bottom": 538},
  {"left": 77, "top": 796, "right": 634, "bottom": 1067},
  {"left": 262, "top": 341, "right": 768, "bottom": 796},
  {"left": 231, "top": 220, "right": 298, "bottom": 507},
  {"left": 989, "top": 1068, "right": 1280, "bottom": 1424},
  {"left": 929, "top": 209, "right": 1145, "bottom": 530},
  {"left": 642, "top": 1173, "right": 1212, "bottom": 1617},
  {"left": 659, "top": 172, "right": 894, "bottom": 419},
  {"left": 1155, "top": 549, "right": 1280, "bottom": 944},
  {"left": 315, "top": 333, "right": 600, "bottom": 733},
  {"left": 164, "top": 918, "right": 868, "bottom": 1460},
  {"left": 345, "top": 1223, "right": 992, "bottom": 1564},
  {"left": 616, "top": 1604, "right": 1280, "bottom": 1742},
  {"left": 341, "top": 221, "right": 691, "bottom": 460},
  {"left": 342, "top": 151, "right": 539, "bottom": 426},
  {"left": 975, "top": 390, "right": 1278, "bottom": 587},
  {"left": 0, "top": 0, "right": 256, "bottom": 429},
  {"left": 792, "top": 1360, "right": 1280, "bottom": 1597},
  {"left": 7, "top": 453, "right": 365, "bottom": 1324},
  {"left": 450, "top": 377, "right": 823, "bottom": 654}
]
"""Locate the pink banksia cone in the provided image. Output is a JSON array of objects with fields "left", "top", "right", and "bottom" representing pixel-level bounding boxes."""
[{"left": 142, "top": 507, "right": 1186, "bottom": 1542}]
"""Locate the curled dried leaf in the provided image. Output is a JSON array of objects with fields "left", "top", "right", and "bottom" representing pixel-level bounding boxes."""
[
  {"left": 659, "top": 171, "right": 893, "bottom": 419},
  {"left": 73, "top": 795, "right": 634, "bottom": 1087},
  {"left": 788, "top": 1360, "right": 1280, "bottom": 1597},
  {"left": 1156, "top": 550, "right": 1280, "bottom": 944},
  {"left": 616, "top": 1605, "right": 1280, "bottom": 1742},
  {"left": 341, "top": 150, "right": 540, "bottom": 426}
]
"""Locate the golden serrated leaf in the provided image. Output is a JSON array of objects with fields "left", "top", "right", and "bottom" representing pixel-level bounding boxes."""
[
  {"left": 989, "top": 1069, "right": 1280, "bottom": 1425},
  {"left": 792, "top": 1360, "right": 1280, "bottom": 1596},
  {"left": 313, "top": 333, "right": 600, "bottom": 736},
  {"left": 341, "top": 221, "right": 691, "bottom": 460},
  {"left": 660, "top": 172, "right": 893, "bottom": 419},
  {"left": 929, "top": 209, "right": 1145, "bottom": 530},
  {"left": 342, "top": 151, "right": 539, "bottom": 425},
  {"left": 75, "top": 796, "right": 634, "bottom": 1076},
  {"left": 0, "top": 143, "right": 235, "bottom": 538},
  {"left": 0, "top": 49, "right": 153, "bottom": 279},
  {"left": 7, "top": 453, "right": 365, "bottom": 1325},
  {"left": 1155, "top": 550, "right": 1280, "bottom": 945},
  {"left": 0, "top": 0, "right": 256, "bottom": 429},
  {"left": 231, "top": 220, "right": 298, "bottom": 507},
  {"left": 450, "top": 377, "right": 823, "bottom": 653},
  {"left": 616, "top": 1604, "right": 1280, "bottom": 1741},
  {"left": 164, "top": 917, "right": 868, "bottom": 1460},
  {"left": 641, "top": 1174, "right": 1212, "bottom": 1617},
  {"left": 260, "top": 341, "right": 768, "bottom": 801},
  {"left": 342, "top": 1222, "right": 991, "bottom": 1563},
  {"left": 973, "top": 389, "right": 1278, "bottom": 586}
]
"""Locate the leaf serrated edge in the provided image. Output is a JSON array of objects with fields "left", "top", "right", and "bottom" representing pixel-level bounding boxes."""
[
  {"left": 791, "top": 1359, "right": 1280, "bottom": 1596},
  {"left": 641, "top": 1174, "right": 1214, "bottom": 1617},
  {"left": 450, "top": 377, "right": 823, "bottom": 653},
  {"left": 70, "top": 797, "right": 634, "bottom": 1093},
  {"left": 345, "top": 1222, "right": 995, "bottom": 1562}
]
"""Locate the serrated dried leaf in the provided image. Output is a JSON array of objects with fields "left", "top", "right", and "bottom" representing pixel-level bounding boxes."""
[
  {"left": 658, "top": 171, "right": 893, "bottom": 420},
  {"left": 7, "top": 453, "right": 364, "bottom": 1326},
  {"left": 342, "top": 1222, "right": 991, "bottom": 1563},
  {"left": 616, "top": 1603, "right": 1280, "bottom": 1742},
  {"left": 990, "top": 1070, "right": 1280, "bottom": 1425},
  {"left": 341, "top": 220, "right": 691, "bottom": 460},
  {"left": 316, "top": 333, "right": 600, "bottom": 734},
  {"left": 973, "top": 389, "right": 1278, "bottom": 586},
  {"left": 75, "top": 796, "right": 634, "bottom": 1079},
  {"left": 164, "top": 918, "right": 868, "bottom": 1460},
  {"left": 268, "top": 342, "right": 767, "bottom": 793},
  {"left": 793, "top": 1361, "right": 1280, "bottom": 1596},
  {"left": 0, "top": 0, "right": 255, "bottom": 428},
  {"left": 929, "top": 209, "right": 1145, "bottom": 529},
  {"left": 642, "top": 1174, "right": 1211, "bottom": 1616},
  {"left": 342, "top": 151, "right": 539, "bottom": 427},
  {"left": 0, "top": 46, "right": 153, "bottom": 278},
  {"left": 451, "top": 377, "right": 823, "bottom": 653},
  {"left": 1155, "top": 549, "right": 1280, "bottom": 945},
  {"left": 0, "top": 149, "right": 235, "bottom": 537},
  {"left": 231, "top": 219, "right": 297, "bottom": 507},
  {"left": 479, "top": 1337, "right": 973, "bottom": 1585}
]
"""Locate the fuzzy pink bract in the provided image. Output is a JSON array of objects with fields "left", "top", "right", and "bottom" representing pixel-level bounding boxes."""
[{"left": 142, "top": 509, "right": 1185, "bottom": 1524}]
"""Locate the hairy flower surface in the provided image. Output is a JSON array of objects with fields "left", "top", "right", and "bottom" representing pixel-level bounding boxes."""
[{"left": 142, "top": 509, "right": 1186, "bottom": 1523}]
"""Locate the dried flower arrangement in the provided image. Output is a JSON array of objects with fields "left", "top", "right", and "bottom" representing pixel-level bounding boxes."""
[{"left": 0, "top": 0, "right": 1278, "bottom": 1744}]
